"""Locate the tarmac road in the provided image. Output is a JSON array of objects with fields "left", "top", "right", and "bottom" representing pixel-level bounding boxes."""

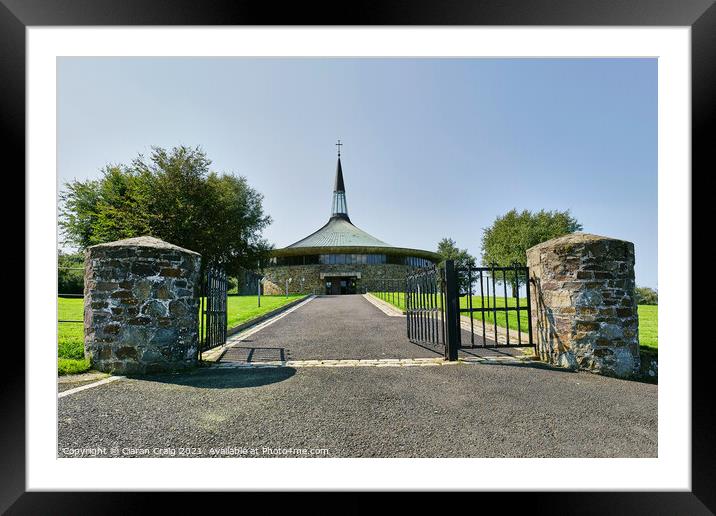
[
  {"left": 58, "top": 361, "right": 657, "bottom": 458},
  {"left": 219, "top": 294, "right": 518, "bottom": 362}
]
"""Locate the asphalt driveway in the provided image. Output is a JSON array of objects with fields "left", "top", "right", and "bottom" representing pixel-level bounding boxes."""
[
  {"left": 58, "top": 362, "right": 657, "bottom": 458},
  {"left": 221, "top": 294, "right": 441, "bottom": 361},
  {"left": 219, "top": 294, "right": 520, "bottom": 362}
]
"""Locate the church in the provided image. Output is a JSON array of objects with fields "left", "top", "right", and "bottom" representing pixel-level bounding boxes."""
[{"left": 262, "top": 143, "right": 441, "bottom": 295}]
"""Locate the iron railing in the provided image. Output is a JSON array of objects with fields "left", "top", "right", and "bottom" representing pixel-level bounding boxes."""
[
  {"left": 364, "top": 278, "right": 405, "bottom": 308},
  {"left": 406, "top": 266, "right": 444, "bottom": 347},
  {"left": 458, "top": 263, "right": 534, "bottom": 348},
  {"left": 404, "top": 261, "right": 534, "bottom": 359},
  {"left": 405, "top": 262, "right": 460, "bottom": 361},
  {"left": 199, "top": 265, "right": 228, "bottom": 356}
]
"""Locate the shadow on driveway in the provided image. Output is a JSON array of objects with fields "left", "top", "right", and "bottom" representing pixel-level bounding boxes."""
[
  {"left": 220, "top": 346, "right": 287, "bottom": 362},
  {"left": 128, "top": 366, "right": 297, "bottom": 389},
  {"left": 470, "top": 360, "right": 576, "bottom": 373}
]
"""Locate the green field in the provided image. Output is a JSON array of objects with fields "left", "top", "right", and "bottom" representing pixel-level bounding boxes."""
[
  {"left": 370, "top": 291, "right": 658, "bottom": 350},
  {"left": 58, "top": 298, "right": 90, "bottom": 375},
  {"left": 57, "top": 294, "right": 305, "bottom": 375},
  {"left": 225, "top": 294, "right": 305, "bottom": 329},
  {"left": 637, "top": 305, "right": 658, "bottom": 351}
]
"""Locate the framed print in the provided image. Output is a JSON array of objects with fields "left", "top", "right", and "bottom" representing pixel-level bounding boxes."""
[{"left": 4, "top": 0, "right": 712, "bottom": 512}]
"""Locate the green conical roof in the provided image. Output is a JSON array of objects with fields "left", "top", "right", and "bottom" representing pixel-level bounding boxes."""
[{"left": 287, "top": 217, "right": 394, "bottom": 249}]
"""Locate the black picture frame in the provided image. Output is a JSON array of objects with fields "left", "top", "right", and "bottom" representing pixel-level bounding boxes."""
[{"left": 4, "top": 0, "right": 710, "bottom": 512}]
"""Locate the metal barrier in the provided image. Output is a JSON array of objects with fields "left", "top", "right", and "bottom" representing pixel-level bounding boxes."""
[
  {"left": 404, "top": 261, "right": 534, "bottom": 359},
  {"left": 405, "top": 261, "right": 459, "bottom": 361},
  {"left": 363, "top": 278, "right": 405, "bottom": 308},
  {"left": 459, "top": 263, "right": 534, "bottom": 348},
  {"left": 199, "top": 265, "right": 228, "bottom": 356}
]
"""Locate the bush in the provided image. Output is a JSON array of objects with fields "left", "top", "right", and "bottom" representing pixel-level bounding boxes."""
[
  {"left": 58, "top": 251, "right": 84, "bottom": 295},
  {"left": 635, "top": 286, "right": 658, "bottom": 305}
]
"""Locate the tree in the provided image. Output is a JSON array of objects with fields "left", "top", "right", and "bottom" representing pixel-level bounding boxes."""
[
  {"left": 481, "top": 209, "right": 582, "bottom": 266},
  {"left": 59, "top": 145, "right": 272, "bottom": 276},
  {"left": 634, "top": 286, "right": 658, "bottom": 305},
  {"left": 481, "top": 209, "right": 582, "bottom": 296},
  {"left": 437, "top": 237, "right": 476, "bottom": 292}
]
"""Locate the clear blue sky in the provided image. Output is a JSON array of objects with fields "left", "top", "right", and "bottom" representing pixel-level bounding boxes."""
[{"left": 58, "top": 57, "right": 657, "bottom": 288}]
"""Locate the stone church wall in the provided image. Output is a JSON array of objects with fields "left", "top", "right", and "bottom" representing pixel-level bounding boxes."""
[{"left": 262, "top": 263, "right": 412, "bottom": 295}]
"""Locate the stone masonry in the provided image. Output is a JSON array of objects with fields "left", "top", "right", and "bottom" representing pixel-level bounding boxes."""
[
  {"left": 83, "top": 236, "right": 201, "bottom": 374},
  {"left": 262, "top": 263, "right": 411, "bottom": 295},
  {"left": 526, "top": 233, "right": 640, "bottom": 378}
]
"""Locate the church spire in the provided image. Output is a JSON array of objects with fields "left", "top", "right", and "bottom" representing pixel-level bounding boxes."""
[{"left": 331, "top": 140, "right": 350, "bottom": 221}]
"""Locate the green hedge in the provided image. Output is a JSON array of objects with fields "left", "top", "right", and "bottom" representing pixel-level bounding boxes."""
[{"left": 58, "top": 252, "right": 84, "bottom": 295}]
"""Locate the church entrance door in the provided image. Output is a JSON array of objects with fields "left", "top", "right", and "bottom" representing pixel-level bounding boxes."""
[{"left": 324, "top": 276, "right": 357, "bottom": 295}]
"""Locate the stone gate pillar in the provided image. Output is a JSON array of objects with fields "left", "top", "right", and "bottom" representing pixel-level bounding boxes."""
[
  {"left": 83, "top": 236, "right": 201, "bottom": 374},
  {"left": 526, "top": 233, "right": 640, "bottom": 378}
]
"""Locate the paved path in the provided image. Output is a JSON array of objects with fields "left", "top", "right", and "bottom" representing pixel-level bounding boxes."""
[
  {"left": 219, "top": 294, "right": 526, "bottom": 363},
  {"left": 221, "top": 294, "right": 441, "bottom": 362},
  {"left": 58, "top": 363, "right": 657, "bottom": 458}
]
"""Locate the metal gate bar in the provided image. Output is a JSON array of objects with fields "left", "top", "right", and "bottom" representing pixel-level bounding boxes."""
[
  {"left": 458, "top": 263, "right": 534, "bottom": 349},
  {"left": 200, "top": 265, "right": 228, "bottom": 357},
  {"left": 405, "top": 261, "right": 459, "bottom": 361}
]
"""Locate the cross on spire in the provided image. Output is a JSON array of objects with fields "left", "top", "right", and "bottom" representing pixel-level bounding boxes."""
[{"left": 335, "top": 139, "right": 343, "bottom": 157}]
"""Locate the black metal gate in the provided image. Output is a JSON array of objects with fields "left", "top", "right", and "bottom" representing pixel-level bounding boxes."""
[
  {"left": 199, "top": 265, "right": 228, "bottom": 357},
  {"left": 405, "top": 261, "right": 460, "bottom": 361},
  {"left": 405, "top": 260, "right": 534, "bottom": 361},
  {"left": 459, "top": 263, "right": 534, "bottom": 349}
]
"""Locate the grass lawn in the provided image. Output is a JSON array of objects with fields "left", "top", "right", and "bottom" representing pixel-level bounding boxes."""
[
  {"left": 58, "top": 298, "right": 90, "bottom": 375},
  {"left": 370, "top": 291, "right": 658, "bottom": 350},
  {"left": 57, "top": 294, "right": 306, "bottom": 375},
  {"left": 225, "top": 294, "right": 305, "bottom": 329},
  {"left": 637, "top": 305, "right": 658, "bottom": 351}
]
